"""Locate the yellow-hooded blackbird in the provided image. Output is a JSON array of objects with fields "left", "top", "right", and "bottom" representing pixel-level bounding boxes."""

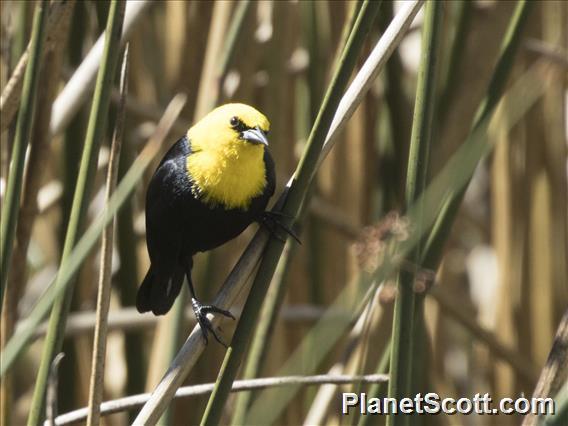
[{"left": 136, "top": 103, "right": 278, "bottom": 344}]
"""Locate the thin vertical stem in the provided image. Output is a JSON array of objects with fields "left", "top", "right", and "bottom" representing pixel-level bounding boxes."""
[
  {"left": 387, "top": 2, "right": 442, "bottom": 426},
  {"left": 86, "top": 46, "right": 129, "bottom": 426},
  {"left": 0, "top": 95, "right": 186, "bottom": 380},
  {"left": 131, "top": 3, "right": 422, "bottom": 423},
  {"left": 422, "top": 0, "right": 533, "bottom": 270},
  {"left": 0, "top": 0, "right": 49, "bottom": 312},
  {"left": 200, "top": 2, "right": 381, "bottom": 425},
  {"left": 2, "top": 1, "right": 74, "bottom": 422},
  {"left": 27, "top": 2, "right": 126, "bottom": 424},
  {"left": 230, "top": 241, "right": 296, "bottom": 425},
  {"left": 438, "top": 0, "right": 473, "bottom": 122},
  {"left": 231, "top": 4, "right": 368, "bottom": 421}
]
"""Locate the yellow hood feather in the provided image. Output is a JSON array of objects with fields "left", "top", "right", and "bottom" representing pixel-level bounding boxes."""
[{"left": 186, "top": 104, "right": 270, "bottom": 210}]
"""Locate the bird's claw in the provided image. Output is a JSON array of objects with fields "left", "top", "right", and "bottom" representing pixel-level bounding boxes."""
[
  {"left": 191, "top": 298, "right": 234, "bottom": 347},
  {"left": 260, "top": 211, "right": 301, "bottom": 244}
]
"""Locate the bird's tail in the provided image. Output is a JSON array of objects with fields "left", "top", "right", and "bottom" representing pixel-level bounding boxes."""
[{"left": 136, "top": 265, "right": 184, "bottom": 315}]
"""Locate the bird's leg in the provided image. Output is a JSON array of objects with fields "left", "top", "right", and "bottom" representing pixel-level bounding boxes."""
[
  {"left": 259, "top": 210, "right": 301, "bottom": 244},
  {"left": 184, "top": 258, "right": 235, "bottom": 347}
]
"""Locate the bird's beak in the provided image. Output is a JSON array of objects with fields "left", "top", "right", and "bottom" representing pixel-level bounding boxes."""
[{"left": 241, "top": 126, "right": 269, "bottom": 146}]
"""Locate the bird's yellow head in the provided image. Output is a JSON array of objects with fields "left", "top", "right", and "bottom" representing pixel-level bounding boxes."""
[{"left": 186, "top": 103, "right": 271, "bottom": 210}]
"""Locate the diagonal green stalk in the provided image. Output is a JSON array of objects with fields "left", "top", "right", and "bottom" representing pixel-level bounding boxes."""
[
  {"left": 26, "top": 2, "right": 126, "bottom": 424},
  {"left": 0, "top": 0, "right": 49, "bottom": 312},
  {"left": 547, "top": 382, "right": 568, "bottom": 426},
  {"left": 0, "top": 95, "right": 186, "bottom": 380},
  {"left": 200, "top": 2, "right": 382, "bottom": 425},
  {"left": 158, "top": 4, "right": 254, "bottom": 422},
  {"left": 387, "top": 2, "right": 533, "bottom": 424},
  {"left": 231, "top": 5, "right": 372, "bottom": 422},
  {"left": 391, "top": 2, "right": 532, "bottom": 423},
  {"left": 230, "top": 237, "right": 297, "bottom": 425},
  {"left": 422, "top": 0, "right": 533, "bottom": 271},
  {"left": 244, "top": 54, "right": 549, "bottom": 426},
  {"left": 387, "top": 2, "right": 442, "bottom": 425},
  {"left": 132, "top": 3, "right": 423, "bottom": 423}
]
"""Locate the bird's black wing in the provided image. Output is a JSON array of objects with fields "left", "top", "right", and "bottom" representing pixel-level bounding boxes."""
[{"left": 145, "top": 136, "right": 191, "bottom": 272}]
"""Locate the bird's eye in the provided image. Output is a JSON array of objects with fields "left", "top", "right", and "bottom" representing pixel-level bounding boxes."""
[{"left": 230, "top": 116, "right": 239, "bottom": 127}]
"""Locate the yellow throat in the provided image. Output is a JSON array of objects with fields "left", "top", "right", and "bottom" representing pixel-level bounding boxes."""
[{"left": 186, "top": 104, "right": 270, "bottom": 210}]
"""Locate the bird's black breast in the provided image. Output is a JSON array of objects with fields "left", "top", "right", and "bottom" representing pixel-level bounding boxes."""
[{"left": 145, "top": 136, "right": 275, "bottom": 268}]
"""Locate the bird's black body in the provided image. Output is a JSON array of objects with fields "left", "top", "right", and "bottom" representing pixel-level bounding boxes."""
[{"left": 136, "top": 135, "right": 275, "bottom": 317}]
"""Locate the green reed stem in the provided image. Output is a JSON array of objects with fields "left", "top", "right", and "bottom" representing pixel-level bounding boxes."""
[
  {"left": 0, "top": 0, "right": 48, "bottom": 312},
  {"left": 1, "top": 95, "right": 186, "bottom": 380},
  {"left": 27, "top": 2, "right": 125, "bottom": 424},
  {"left": 386, "top": 3, "right": 442, "bottom": 425},
  {"left": 422, "top": 0, "right": 533, "bottom": 270},
  {"left": 200, "top": 2, "right": 381, "bottom": 425}
]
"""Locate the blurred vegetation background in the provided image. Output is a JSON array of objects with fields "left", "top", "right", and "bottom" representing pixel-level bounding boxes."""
[{"left": 0, "top": 1, "right": 566, "bottom": 425}]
